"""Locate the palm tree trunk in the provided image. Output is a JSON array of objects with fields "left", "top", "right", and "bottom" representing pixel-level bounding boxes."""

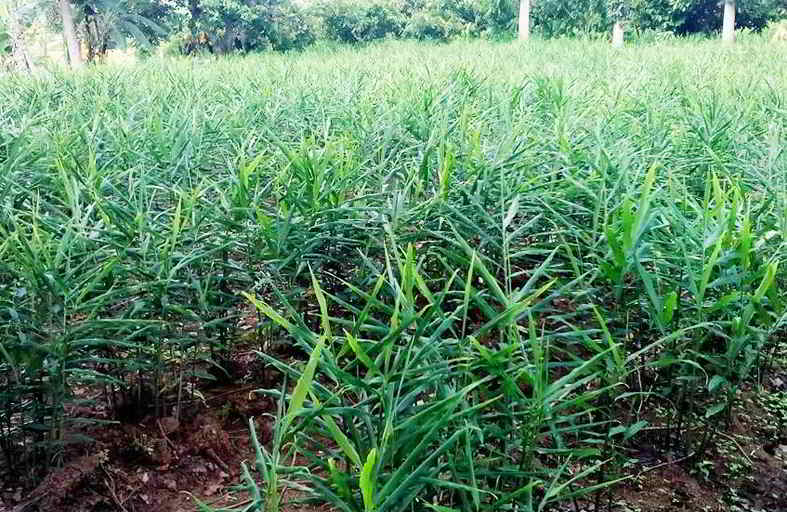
[
  {"left": 57, "top": 0, "right": 83, "bottom": 68},
  {"left": 518, "top": 0, "right": 530, "bottom": 41},
  {"left": 612, "top": 21, "right": 625, "bottom": 48},
  {"left": 84, "top": 14, "right": 103, "bottom": 63},
  {"left": 722, "top": 0, "right": 736, "bottom": 43}
]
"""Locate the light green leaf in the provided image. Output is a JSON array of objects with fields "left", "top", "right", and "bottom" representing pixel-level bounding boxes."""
[{"left": 360, "top": 449, "right": 377, "bottom": 512}]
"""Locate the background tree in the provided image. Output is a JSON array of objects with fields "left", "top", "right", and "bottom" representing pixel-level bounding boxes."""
[
  {"left": 312, "top": 0, "right": 404, "bottom": 44},
  {"left": 1, "top": 1, "right": 70, "bottom": 70},
  {"left": 70, "top": 0, "right": 168, "bottom": 61},
  {"left": 532, "top": 0, "right": 608, "bottom": 38},
  {"left": 0, "top": 10, "right": 13, "bottom": 69},
  {"left": 1, "top": 1, "right": 34, "bottom": 71},
  {"left": 172, "top": 0, "right": 314, "bottom": 53},
  {"left": 532, "top": 0, "right": 782, "bottom": 38},
  {"left": 660, "top": 0, "right": 780, "bottom": 35}
]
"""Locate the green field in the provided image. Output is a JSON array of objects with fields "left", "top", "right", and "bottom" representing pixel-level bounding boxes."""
[{"left": 1, "top": 38, "right": 786, "bottom": 510}]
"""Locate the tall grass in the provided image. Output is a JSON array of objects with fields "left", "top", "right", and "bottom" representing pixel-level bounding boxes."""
[{"left": 1, "top": 37, "right": 785, "bottom": 507}]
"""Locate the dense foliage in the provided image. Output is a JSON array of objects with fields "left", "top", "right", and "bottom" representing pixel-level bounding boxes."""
[
  {"left": 532, "top": 0, "right": 786, "bottom": 38},
  {"left": 1, "top": 37, "right": 785, "bottom": 509},
  {"left": 2, "top": 0, "right": 785, "bottom": 65},
  {"left": 179, "top": 0, "right": 316, "bottom": 52}
]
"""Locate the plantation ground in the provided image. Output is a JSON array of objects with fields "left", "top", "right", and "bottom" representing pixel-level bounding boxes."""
[{"left": 1, "top": 38, "right": 786, "bottom": 511}]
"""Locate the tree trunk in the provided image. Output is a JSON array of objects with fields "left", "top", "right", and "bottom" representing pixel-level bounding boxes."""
[
  {"left": 518, "top": 0, "right": 530, "bottom": 41},
  {"left": 612, "top": 21, "right": 625, "bottom": 48},
  {"left": 722, "top": 0, "right": 736, "bottom": 43},
  {"left": 57, "top": 0, "right": 83, "bottom": 68},
  {"left": 84, "top": 15, "right": 105, "bottom": 63},
  {"left": 219, "top": 23, "right": 236, "bottom": 54},
  {"left": 189, "top": 0, "right": 201, "bottom": 37}
]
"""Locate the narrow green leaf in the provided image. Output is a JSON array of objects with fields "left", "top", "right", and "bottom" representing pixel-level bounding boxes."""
[
  {"left": 282, "top": 335, "right": 326, "bottom": 433},
  {"left": 360, "top": 449, "right": 377, "bottom": 512}
]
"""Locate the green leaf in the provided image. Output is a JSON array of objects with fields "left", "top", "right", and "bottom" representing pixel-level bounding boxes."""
[
  {"left": 705, "top": 402, "right": 727, "bottom": 419},
  {"left": 754, "top": 261, "right": 778, "bottom": 304},
  {"left": 705, "top": 402, "right": 727, "bottom": 418},
  {"left": 345, "top": 330, "right": 380, "bottom": 376},
  {"left": 460, "top": 250, "right": 477, "bottom": 339},
  {"left": 310, "top": 266, "right": 332, "bottom": 339},
  {"left": 282, "top": 335, "right": 326, "bottom": 434},
  {"left": 593, "top": 306, "right": 623, "bottom": 377},
  {"left": 624, "top": 420, "right": 648, "bottom": 441},
  {"left": 606, "top": 224, "right": 625, "bottom": 268},
  {"left": 423, "top": 504, "right": 460, "bottom": 512},
  {"left": 661, "top": 290, "right": 678, "bottom": 325},
  {"left": 708, "top": 375, "right": 727, "bottom": 392},
  {"left": 312, "top": 393, "right": 362, "bottom": 468},
  {"left": 243, "top": 292, "right": 296, "bottom": 334},
  {"left": 698, "top": 237, "right": 723, "bottom": 307},
  {"left": 503, "top": 196, "right": 520, "bottom": 230},
  {"left": 608, "top": 425, "right": 627, "bottom": 438},
  {"left": 360, "top": 449, "right": 377, "bottom": 512}
]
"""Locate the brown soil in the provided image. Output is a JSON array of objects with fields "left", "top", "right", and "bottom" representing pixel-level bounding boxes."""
[
  {"left": 603, "top": 379, "right": 787, "bottom": 512},
  {"left": 0, "top": 380, "right": 279, "bottom": 512},
  {"left": 2, "top": 366, "right": 786, "bottom": 512}
]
